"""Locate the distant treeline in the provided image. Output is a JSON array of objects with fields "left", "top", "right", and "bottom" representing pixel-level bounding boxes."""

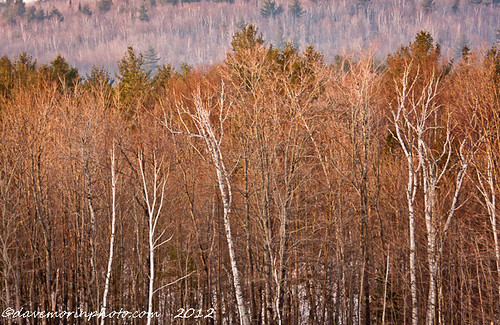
[
  {"left": 0, "top": 26, "right": 499, "bottom": 324},
  {"left": 0, "top": 0, "right": 499, "bottom": 74}
]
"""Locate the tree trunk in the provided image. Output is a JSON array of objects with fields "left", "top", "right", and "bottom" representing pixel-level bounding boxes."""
[{"left": 101, "top": 145, "right": 117, "bottom": 325}]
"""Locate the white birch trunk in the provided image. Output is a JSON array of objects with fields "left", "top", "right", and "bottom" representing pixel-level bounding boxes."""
[
  {"left": 148, "top": 221, "right": 155, "bottom": 325},
  {"left": 138, "top": 153, "right": 167, "bottom": 325},
  {"left": 408, "top": 166, "right": 418, "bottom": 325},
  {"left": 476, "top": 153, "right": 500, "bottom": 299},
  {"left": 188, "top": 88, "right": 251, "bottom": 325},
  {"left": 393, "top": 65, "right": 469, "bottom": 325},
  {"left": 418, "top": 129, "right": 468, "bottom": 325},
  {"left": 82, "top": 141, "right": 97, "bottom": 296},
  {"left": 392, "top": 67, "right": 419, "bottom": 325},
  {"left": 101, "top": 144, "right": 117, "bottom": 325}
]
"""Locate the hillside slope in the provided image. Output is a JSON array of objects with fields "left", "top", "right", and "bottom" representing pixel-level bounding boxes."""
[{"left": 1, "top": 0, "right": 499, "bottom": 73}]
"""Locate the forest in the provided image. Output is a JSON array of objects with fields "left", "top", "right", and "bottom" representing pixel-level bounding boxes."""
[
  {"left": 0, "top": 25, "right": 500, "bottom": 324},
  {"left": 0, "top": 0, "right": 499, "bottom": 74}
]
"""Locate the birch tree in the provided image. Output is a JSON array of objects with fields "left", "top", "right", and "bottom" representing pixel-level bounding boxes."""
[
  {"left": 474, "top": 149, "right": 500, "bottom": 299},
  {"left": 391, "top": 64, "right": 421, "bottom": 325},
  {"left": 453, "top": 50, "right": 500, "bottom": 302},
  {"left": 101, "top": 143, "right": 117, "bottom": 325},
  {"left": 138, "top": 149, "right": 169, "bottom": 325},
  {"left": 393, "top": 63, "right": 469, "bottom": 325},
  {"left": 168, "top": 84, "right": 251, "bottom": 325},
  {"left": 0, "top": 107, "right": 25, "bottom": 325}
]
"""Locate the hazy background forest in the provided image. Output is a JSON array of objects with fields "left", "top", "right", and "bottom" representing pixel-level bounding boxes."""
[
  {"left": 0, "top": 0, "right": 499, "bottom": 73},
  {"left": 1, "top": 0, "right": 500, "bottom": 325}
]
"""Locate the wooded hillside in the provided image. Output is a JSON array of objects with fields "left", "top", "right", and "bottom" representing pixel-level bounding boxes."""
[
  {"left": 0, "top": 0, "right": 499, "bottom": 73},
  {"left": 0, "top": 27, "right": 499, "bottom": 324}
]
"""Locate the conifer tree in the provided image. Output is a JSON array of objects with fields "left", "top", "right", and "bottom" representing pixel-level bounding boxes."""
[
  {"left": 143, "top": 46, "right": 160, "bottom": 74},
  {"left": 0, "top": 56, "right": 13, "bottom": 101},
  {"left": 43, "top": 54, "right": 79, "bottom": 89},
  {"left": 97, "top": 0, "right": 112, "bottom": 13},
  {"left": 422, "top": 0, "right": 434, "bottom": 12},
  {"left": 260, "top": 0, "right": 283, "bottom": 19},
  {"left": 230, "top": 24, "right": 264, "bottom": 54},
  {"left": 116, "top": 46, "right": 150, "bottom": 116},
  {"left": 138, "top": 2, "right": 149, "bottom": 21},
  {"left": 289, "top": 0, "right": 305, "bottom": 19},
  {"left": 151, "top": 63, "right": 173, "bottom": 92}
]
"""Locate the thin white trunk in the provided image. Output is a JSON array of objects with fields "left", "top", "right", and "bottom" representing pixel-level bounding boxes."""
[
  {"left": 148, "top": 224, "right": 154, "bottom": 325},
  {"left": 101, "top": 144, "right": 117, "bottom": 325},
  {"left": 476, "top": 154, "right": 500, "bottom": 299},
  {"left": 393, "top": 65, "right": 469, "bottom": 325},
  {"left": 408, "top": 165, "right": 418, "bottom": 325},
  {"left": 493, "top": 202, "right": 500, "bottom": 300},
  {"left": 190, "top": 89, "right": 251, "bottom": 325},
  {"left": 392, "top": 77, "right": 419, "bottom": 325},
  {"left": 82, "top": 141, "right": 97, "bottom": 296},
  {"left": 419, "top": 136, "right": 467, "bottom": 325},
  {"left": 207, "top": 129, "right": 250, "bottom": 325},
  {"left": 420, "top": 137, "right": 437, "bottom": 325},
  {"left": 138, "top": 154, "right": 167, "bottom": 325}
]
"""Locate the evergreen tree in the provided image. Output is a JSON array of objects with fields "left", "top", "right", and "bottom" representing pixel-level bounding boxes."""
[
  {"left": 454, "top": 34, "right": 469, "bottom": 58},
  {"left": 12, "top": 0, "right": 26, "bottom": 17},
  {"left": 179, "top": 62, "right": 191, "bottom": 76},
  {"left": 422, "top": 0, "right": 434, "bottom": 12},
  {"left": 49, "top": 8, "right": 64, "bottom": 22},
  {"left": 26, "top": 7, "right": 48, "bottom": 22},
  {"left": 0, "top": 56, "right": 13, "bottom": 103},
  {"left": 260, "top": 0, "right": 283, "bottom": 19},
  {"left": 78, "top": 3, "right": 93, "bottom": 16},
  {"left": 289, "top": 0, "right": 305, "bottom": 19},
  {"left": 143, "top": 46, "right": 160, "bottom": 75},
  {"left": 384, "top": 30, "right": 447, "bottom": 104},
  {"left": 138, "top": 3, "right": 149, "bottom": 21},
  {"left": 116, "top": 46, "right": 150, "bottom": 117},
  {"left": 12, "top": 52, "right": 37, "bottom": 87},
  {"left": 45, "top": 54, "right": 79, "bottom": 89},
  {"left": 151, "top": 63, "right": 173, "bottom": 92},
  {"left": 485, "top": 46, "right": 500, "bottom": 91},
  {"left": 2, "top": 0, "right": 25, "bottom": 24},
  {"left": 97, "top": 0, "right": 112, "bottom": 13},
  {"left": 230, "top": 24, "right": 264, "bottom": 54},
  {"left": 461, "top": 45, "right": 471, "bottom": 59}
]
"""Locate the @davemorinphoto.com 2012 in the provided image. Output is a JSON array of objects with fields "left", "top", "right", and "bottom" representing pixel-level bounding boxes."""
[{"left": 0, "top": 0, "right": 500, "bottom": 323}]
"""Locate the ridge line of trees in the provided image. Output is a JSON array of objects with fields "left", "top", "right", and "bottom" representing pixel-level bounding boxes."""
[{"left": 0, "top": 26, "right": 499, "bottom": 324}]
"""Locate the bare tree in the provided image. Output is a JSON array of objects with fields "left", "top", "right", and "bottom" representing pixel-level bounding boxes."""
[
  {"left": 101, "top": 143, "right": 118, "bottom": 325},
  {"left": 138, "top": 149, "right": 169, "bottom": 325},
  {"left": 325, "top": 53, "right": 383, "bottom": 324},
  {"left": 0, "top": 109, "right": 26, "bottom": 325},
  {"left": 474, "top": 149, "right": 500, "bottom": 300},
  {"left": 391, "top": 64, "right": 422, "bottom": 325},
  {"left": 167, "top": 84, "right": 251, "bottom": 325},
  {"left": 393, "top": 63, "right": 469, "bottom": 325}
]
